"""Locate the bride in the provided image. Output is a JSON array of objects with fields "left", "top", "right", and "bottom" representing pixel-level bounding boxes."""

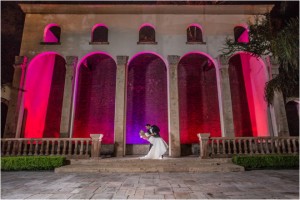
[{"left": 139, "top": 130, "right": 168, "bottom": 159}]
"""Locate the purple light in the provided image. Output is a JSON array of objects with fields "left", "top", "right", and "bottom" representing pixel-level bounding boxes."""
[{"left": 126, "top": 52, "right": 168, "bottom": 144}]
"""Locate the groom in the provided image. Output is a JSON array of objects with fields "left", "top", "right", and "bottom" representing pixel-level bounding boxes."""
[{"left": 145, "top": 123, "right": 160, "bottom": 150}]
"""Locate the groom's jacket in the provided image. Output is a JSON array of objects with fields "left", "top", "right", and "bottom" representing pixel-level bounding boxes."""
[{"left": 150, "top": 125, "right": 160, "bottom": 138}]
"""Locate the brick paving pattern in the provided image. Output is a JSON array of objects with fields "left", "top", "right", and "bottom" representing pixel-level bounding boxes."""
[{"left": 1, "top": 170, "right": 299, "bottom": 199}]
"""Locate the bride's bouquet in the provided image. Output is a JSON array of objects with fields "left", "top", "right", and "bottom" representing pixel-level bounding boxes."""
[
  {"left": 139, "top": 130, "right": 150, "bottom": 139},
  {"left": 139, "top": 130, "right": 145, "bottom": 138}
]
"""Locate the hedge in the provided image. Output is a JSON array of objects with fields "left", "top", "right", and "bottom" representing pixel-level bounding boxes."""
[
  {"left": 1, "top": 156, "right": 66, "bottom": 171},
  {"left": 232, "top": 154, "right": 299, "bottom": 170}
]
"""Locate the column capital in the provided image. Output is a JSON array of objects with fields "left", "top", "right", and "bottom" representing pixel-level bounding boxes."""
[
  {"left": 217, "top": 55, "right": 229, "bottom": 67},
  {"left": 167, "top": 55, "right": 180, "bottom": 65},
  {"left": 13, "top": 56, "right": 27, "bottom": 69},
  {"left": 66, "top": 56, "right": 78, "bottom": 66},
  {"left": 269, "top": 56, "right": 280, "bottom": 66},
  {"left": 117, "top": 56, "right": 129, "bottom": 65},
  {"left": 269, "top": 56, "right": 280, "bottom": 76}
]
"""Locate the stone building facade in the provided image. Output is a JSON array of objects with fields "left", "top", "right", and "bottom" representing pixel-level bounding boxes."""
[{"left": 3, "top": 3, "right": 294, "bottom": 157}]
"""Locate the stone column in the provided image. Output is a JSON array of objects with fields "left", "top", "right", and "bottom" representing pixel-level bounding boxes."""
[
  {"left": 60, "top": 56, "right": 78, "bottom": 138},
  {"left": 4, "top": 56, "right": 27, "bottom": 138},
  {"left": 167, "top": 55, "right": 181, "bottom": 157},
  {"left": 114, "top": 56, "right": 128, "bottom": 157},
  {"left": 269, "top": 56, "right": 289, "bottom": 136},
  {"left": 217, "top": 55, "right": 235, "bottom": 137}
]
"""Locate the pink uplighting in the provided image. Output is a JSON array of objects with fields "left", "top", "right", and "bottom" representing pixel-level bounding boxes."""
[
  {"left": 139, "top": 23, "right": 155, "bottom": 30},
  {"left": 23, "top": 52, "right": 66, "bottom": 138},
  {"left": 126, "top": 52, "right": 168, "bottom": 144},
  {"left": 178, "top": 52, "right": 221, "bottom": 144},
  {"left": 43, "top": 23, "right": 60, "bottom": 43},
  {"left": 229, "top": 52, "right": 269, "bottom": 137},
  {"left": 235, "top": 25, "right": 249, "bottom": 43},
  {"left": 73, "top": 52, "right": 116, "bottom": 144},
  {"left": 187, "top": 23, "right": 203, "bottom": 32}
]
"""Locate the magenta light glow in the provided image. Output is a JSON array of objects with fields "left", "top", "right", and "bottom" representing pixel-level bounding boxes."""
[
  {"left": 139, "top": 23, "right": 156, "bottom": 31},
  {"left": 187, "top": 23, "right": 203, "bottom": 32},
  {"left": 73, "top": 52, "right": 116, "bottom": 144},
  {"left": 229, "top": 52, "right": 269, "bottom": 137},
  {"left": 43, "top": 23, "right": 60, "bottom": 43},
  {"left": 235, "top": 25, "right": 249, "bottom": 43},
  {"left": 126, "top": 52, "right": 168, "bottom": 144},
  {"left": 178, "top": 52, "right": 221, "bottom": 144},
  {"left": 23, "top": 52, "right": 66, "bottom": 138}
]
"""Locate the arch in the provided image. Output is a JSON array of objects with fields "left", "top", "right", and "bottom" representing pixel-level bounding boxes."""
[
  {"left": 178, "top": 52, "right": 222, "bottom": 144},
  {"left": 23, "top": 52, "right": 66, "bottom": 138},
  {"left": 73, "top": 52, "right": 117, "bottom": 144},
  {"left": 91, "top": 24, "right": 108, "bottom": 42},
  {"left": 228, "top": 51, "right": 269, "bottom": 137},
  {"left": 186, "top": 24, "right": 203, "bottom": 42},
  {"left": 139, "top": 23, "right": 156, "bottom": 43},
  {"left": 234, "top": 25, "right": 249, "bottom": 43},
  {"left": 285, "top": 101, "right": 299, "bottom": 136},
  {"left": 126, "top": 52, "right": 168, "bottom": 144},
  {"left": 43, "top": 23, "right": 61, "bottom": 43}
]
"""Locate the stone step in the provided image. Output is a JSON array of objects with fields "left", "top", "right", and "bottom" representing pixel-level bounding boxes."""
[
  {"left": 69, "top": 158, "right": 231, "bottom": 164},
  {"left": 55, "top": 157, "right": 244, "bottom": 173}
]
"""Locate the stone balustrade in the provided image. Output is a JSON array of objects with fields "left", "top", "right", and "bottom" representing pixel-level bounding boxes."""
[
  {"left": 1, "top": 136, "right": 103, "bottom": 159},
  {"left": 198, "top": 134, "right": 299, "bottom": 158}
]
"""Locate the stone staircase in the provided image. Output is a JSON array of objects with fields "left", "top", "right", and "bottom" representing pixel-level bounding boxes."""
[{"left": 55, "top": 156, "right": 244, "bottom": 173}]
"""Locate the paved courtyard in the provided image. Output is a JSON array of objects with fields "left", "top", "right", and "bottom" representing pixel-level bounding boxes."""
[{"left": 1, "top": 170, "right": 299, "bottom": 199}]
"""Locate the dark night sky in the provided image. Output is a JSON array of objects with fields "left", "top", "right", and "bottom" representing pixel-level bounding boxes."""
[{"left": 1, "top": 1, "right": 299, "bottom": 85}]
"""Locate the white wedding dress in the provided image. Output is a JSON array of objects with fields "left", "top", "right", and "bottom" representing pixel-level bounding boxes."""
[{"left": 141, "top": 136, "right": 168, "bottom": 159}]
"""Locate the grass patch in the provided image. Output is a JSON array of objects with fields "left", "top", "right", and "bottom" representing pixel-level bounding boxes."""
[
  {"left": 1, "top": 156, "right": 66, "bottom": 171},
  {"left": 232, "top": 154, "right": 299, "bottom": 170}
]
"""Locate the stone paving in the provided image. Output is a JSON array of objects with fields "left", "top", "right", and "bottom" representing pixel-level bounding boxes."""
[{"left": 1, "top": 170, "right": 299, "bottom": 199}]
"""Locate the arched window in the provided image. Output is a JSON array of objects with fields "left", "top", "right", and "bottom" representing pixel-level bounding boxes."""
[
  {"left": 186, "top": 25, "right": 203, "bottom": 43},
  {"left": 138, "top": 24, "right": 156, "bottom": 44},
  {"left": 234, "top": 25, "right": 249, "bottom": 43},
  {"left": 42, "top": 24, "right": 61, "bottom": 44},
  {"left": 91, "top": 24, "right": 109, "bottom": 44}
]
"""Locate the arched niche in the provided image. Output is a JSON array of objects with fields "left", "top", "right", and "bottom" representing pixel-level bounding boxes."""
[
  {"left": 178, "top": 52, "right": 221, "bottom": 144},
  {"left": 138, "top": 23, "right": 156, "bottom": 43},
  {"left": 43, "top": 23, "right": 61, "bottom": 43},
  {"left": 91, "top": 24, "right": 108, "bottom": 43},
  {"left": 126, "top": 52, "right": 168, "bottom": 144},
  {"left": 23, "top": 52, "right": 66, "bottom": 138},
  {"left": 285, "top": 101, "right": 299, "bottom": 136},
  {"left": 73, "top": 52, "right": 116, "bottom": 144},
  {"left": 187, "top": 24, "right": 203, "bottom": 42},
  {"left": 234, "top": 25, "right": 249, "bottom": 43},
  {"left": 229, "top": 52, "right": 269, "bottom": 137}
]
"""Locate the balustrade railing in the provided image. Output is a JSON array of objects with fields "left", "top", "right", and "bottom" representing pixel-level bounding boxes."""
[
  {"left": 1, "top": 137, "right": 98, "bottom": 159},
  {"left": 197, "top": 134, "right": 299, "bottom": 159}
]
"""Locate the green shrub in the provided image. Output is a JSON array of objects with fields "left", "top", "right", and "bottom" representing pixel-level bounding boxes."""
[
  {"left": 1, "top": 156, "right": 66, "bottom": 171},
  {"left": 232, "top": 154, "right": 299, "bottom": 170}
]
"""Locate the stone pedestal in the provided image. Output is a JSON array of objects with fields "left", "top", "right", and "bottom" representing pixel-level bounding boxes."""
[
  {"left": 217, "top": 55, "right": 235, "bottom": 137},
  {"left": 197, "top": 133, "right": 210, "bottom": 159},
  {"left": 167, "top": 55, "right": 181, "bottom": 157},
  {"left": 60, "top": 56, "right": 78, "bottom": 138},
  {"left": 4, "top": 56, "right": 27, "bottom": 138},
  {"left": 269, "top": 57, "right": 289, "bottom": 136},
  {"left": 114, "top": 56, "right": 128, "bottom": 157},
  {"left": 90, "top": 134, "right": 104, "bottom": 159}
]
